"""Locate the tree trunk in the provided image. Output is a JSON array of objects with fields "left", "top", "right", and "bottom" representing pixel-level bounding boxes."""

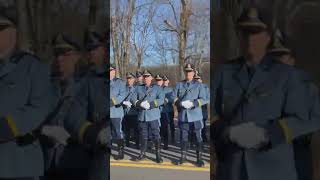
[
  {"left": 137, "top": 52, "right": 142, "bottom": 70},
  {"left": 111, "top": 0, "right": 121, "bottom": 77},
  {"left": 122, "top": 0, "right": 135, "bottom": 78},
  {"left": 178, "top": 0, "right": 191, "bottom": 80},
  {"left": 212, "top": 0, "right": 241, "bottom": 63},
  {"left": 16, "top": 0, "right": 32, "bottom": 52},
  {"left": 89, "top": 0, "right": 98, "bottom": 27}
]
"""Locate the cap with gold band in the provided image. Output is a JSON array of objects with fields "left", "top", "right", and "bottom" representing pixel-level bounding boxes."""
[
  {"left": 110, "top": 64, "right": 116, "bottom": 71},
  {"left": 143, "top": 70, "right": 152, "bottom": 77},
  {"left": 0, "top": 15, "right": 14, "bottom": 27},
  {"left": 0, "top": 8, "right": 16, "bottom": 29},
  {"left": 154, "top": 74, "right": 163, "bottom": 81},
  {"left": 53, "top": 33, "right": 80, "bottom": 56},
  {"left": 184, "top": 63, "right": 194, "bottom": 72},
  {"left": 126, "top": 72, "right": 135, "bottom": 79},
  {"left": 84, "top": 29, "right": 105, "bottom": 51},
  {"left": 268, "top": 29, "right": 291, "bottom": 55},
  {"left": 136, "top": 71, "right": 143, "bottom": 78},
  {"left": 162, "top": 75, "right": 169, "bottom": 81},
  {"left": 194, "top": 73, "right": 201, "bottom": 79},
  {"left": 237, "top": 7, "right": 268, "bottom": 33}
]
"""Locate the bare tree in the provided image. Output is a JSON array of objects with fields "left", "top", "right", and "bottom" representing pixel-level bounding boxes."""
[
  {"left": 111, "top": 0, "right": 136, "bottom": 77},
  {"left": 122, "top": 0, "right": 135, "bottom": 77},
  {"left": 212, "top": 0, "right": 242, "bottom": 63},
  {"left": 89, "top": 0, "right": 98, "bottom": 27},
  {"left": 162, "top": 0, "right": 192, "bottom": 80},
  {"left": 111, "top": 0, "right": 121, "bottom": 76},
  {"left": 186, "top": 1, "right": 209, "bottom": 72},
  {"left": 16, "top": 0, "right": 32, "bottom": 52},
  {"left": 132, "top": 1, "right": 155, "bottom": 70}
]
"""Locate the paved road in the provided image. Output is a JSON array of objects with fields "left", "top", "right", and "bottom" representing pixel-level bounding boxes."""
[
  {"left": 110, "top": 125, "right": 211, "bottom": 180},
  {"left": 111, "top": 166, "right": 209, "bottom": 180}
]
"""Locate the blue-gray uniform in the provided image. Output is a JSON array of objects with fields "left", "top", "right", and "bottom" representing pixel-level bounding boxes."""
[
  {"left": 292, "top": 70, "right": 320, "bottom": 180},
  {"left": 172, "top": 80, "right": 207, "bottom": 143},
  {"left": 84, "top": 29, "right": 110, "bottom": 180},
  {"left": 201, "top": 83, "right": 210, "bottom": 142},
  {"left": 211, "top": 56, "right": 315, "bottom": 180},
  {"left": 0, "top": 51, "right": 52, "bottom": 179},
  {"left": 163, "top": 85, "right": 175, "bottom": 142},
  {"left": 172, "top": 64, "right": 208, "bottom": 167},
  {"left": 124, "top": 85, "right": 137, "bottom": 115},
  {"left": 132, "top": 83, "right": 164, "bottom": 140},
  {"left": 123, "top": 82, "right": 140, "bottom": 148},
  {"left": 85, "top": 65, "right": 110, "bottom": 180},
  {"left": 110, "top": 77, "right": 126, "bottom": 140},
  {"left": 267, "top": 28, "right": 320, "bottom": 180},
  {"left": 160, "top": 85, "right": 173, "bottom": 148},
  {"left": 131, "top": 74, "right": 165, "bottom": 162},
  {"left": 42, "top": 74, "right": 93, "bottom": 178}
]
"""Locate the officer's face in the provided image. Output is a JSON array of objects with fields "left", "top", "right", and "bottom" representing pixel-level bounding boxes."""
[
  {"left": 110, "top": 69, "right": 116, "bottom": 79},
  {"left": 164, "top": 80, "right": 169, "bottom": 86},
  {"left": 56, "top": 50, "right": 80, "bottom": 79},
  {"left": 137, "top": 76, "right": 143, "bottom": 82},
  {"left": 239, "top": 30, "right": 271, "bottom": 61},
  {"left": 89, "top": 46, "right": 105, "bottom": 66},
  {"left": 0, "top": 27, "right": 16, "bottom": 59},
  {"left": 185, "top": 71, "right": 195, "bottom": 80},
  {"left": 127, "top": 77, "right": 135, "bottom": 86},
  {"left": 143, "top": 75, "right": 153, "bottom": 85},
  {"left": 197, "top": 78, "right": 202, "bottom": 83},
  {"left": 156, "top": 80, "right": 163, "bottom": 86}
]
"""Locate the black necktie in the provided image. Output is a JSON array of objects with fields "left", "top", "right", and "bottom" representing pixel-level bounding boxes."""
[
  {"left": 0, "top": 60, "right": 4, "bottom": 70},
  {"left": 247, "top": 66, "right": 256, "bottom": 80}
]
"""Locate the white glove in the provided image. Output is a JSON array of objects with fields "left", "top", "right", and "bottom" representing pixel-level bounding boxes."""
[
  {"left": 145, "top": 101, "right": 150, "bottom": 109},
  {"left": 41, "top": 125, "right": 71, "bottom": 146},
  {"left": 164, "top": 98, "right": 169, "bottom": 104},
  {"left": 181, "top": 100, "right": 194, "bottom": 109},
  {"left": 229, "top": 122, "right": 268, "bottom": 149},
  {"left": 123, "top": 101, "right": 132, "bottom": 108},
  {"left": 181, "top": 100, "right": 188, "bottom": 108},
  {"left": 97, "top": 128, "right": 109, "bottom": 145},
  {"left": 140, "top": 101, "right": 150, "bottom": 110}
]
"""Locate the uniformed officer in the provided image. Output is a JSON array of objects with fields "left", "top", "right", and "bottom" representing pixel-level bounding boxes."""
[
  {"left": 42, "top": 33, "right": 108, "bottom": 180},
  {"left": 193, "top": 72, "right": 210, "bottom": 142},
  {"left": 155, "top": 74, "right": 169, "bottom": 150},
  {"left": 42, "top": 33, "right": 89, "bottom": 180},
  {"left": 172, "top": 63, "right": 207, "bottom": 167},
  {"left": 110, "top": 65, "right": 127, "bottom": 160},
  {"left": 132, "top": 70, "right": 164, "bottom": 163},
  {"left": 268, "top": 29, "right": 320, "bottom": 180},
  {"left": 162, "top": 75, "right": 175, "bottom": 144},
  {"left": 212, "top": 7, "right": 316, "bottom": 180},
  {"left": 135, "top": 71, "right": 144, "bottom": 85},
  {"left": 0, "top": 10, "right": 52, "bottom": 180},
  {"left": 84, "top": 29, "right": 110, "bottom": 180},
  {"left": 123, "top": 72, "right": 140, "bottom": 149}
]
